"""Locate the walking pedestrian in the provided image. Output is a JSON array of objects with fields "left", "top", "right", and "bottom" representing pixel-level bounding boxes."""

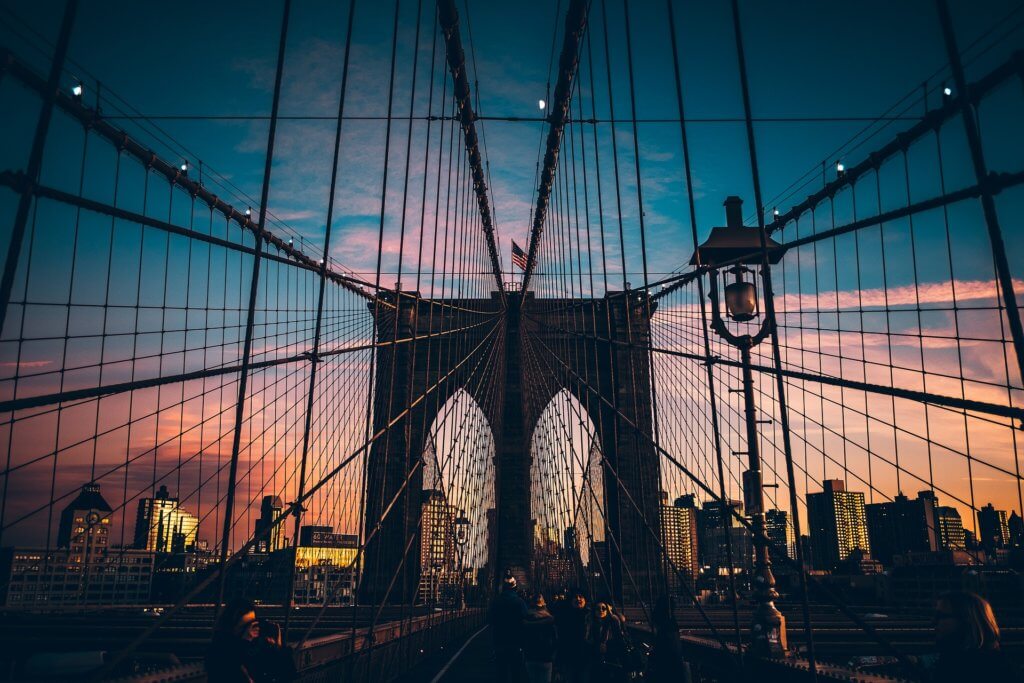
[
  {"left": 490, "top": 572, "right": 528, "bottom": 683},
  {"left": 523, "top": 592, "right": 558, "bottom": 683},
  {"left": 556, "top": 591, "right": 592, "bottom": 683}
]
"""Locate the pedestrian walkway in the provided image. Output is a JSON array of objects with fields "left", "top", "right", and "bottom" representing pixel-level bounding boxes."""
[
  {"left": 396, "top": 625, "right": 493, "bottom": 683},
  {"left": 429, "top": 626, "right": 493, "bottom": 682}
]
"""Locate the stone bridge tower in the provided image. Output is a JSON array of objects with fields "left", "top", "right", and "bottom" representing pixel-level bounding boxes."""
[{"left": 360, "top": 291, "right": 662, "bottom": 606}]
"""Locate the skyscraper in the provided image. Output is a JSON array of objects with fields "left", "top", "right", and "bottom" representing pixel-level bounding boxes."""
[
  {"left": 58, "top": 482, "right": 113, "bottom": 562},
  {"left": 660, "top": 492, "right": 698, "bottom": 587},
  {"left": 419, "top": 489, "right": 456, "bottom": 603},
  {"left": 977, "top": 503, "right": 1009, "bottom": 553},
  {"left": 807, "top": 479, "right": 870, "bottom": 571},
  {"left": 1009, "top": 511, "right": 1023, "bottom": 548},
  {"left": 699, "top": 498, "right": 751, "bottom": 574},
  {"left": 864, "top": 491, "right": 938, "bottom": 565},
  {"left": 133, "top": 485, "right": 199, "bottom": 553},
  {"left": 254, "top": 495, "right": 285, "bottom": 553},
  {"left": 581, "top": 441, "right": 606, "bottom": 547},
  {"left": 936, "top": 505, "right": 966, "bottom": 550},
  {"left": 765, "top": 509, "right": 795, "bottom": 561}
]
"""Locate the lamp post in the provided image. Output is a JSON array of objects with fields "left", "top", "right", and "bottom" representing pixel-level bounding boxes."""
[
  {"left": 692, "top": 196, "right": 787, "bottom": 658},
  {"left": 454, "top": 513, "right": 470, "bottom": 609}
]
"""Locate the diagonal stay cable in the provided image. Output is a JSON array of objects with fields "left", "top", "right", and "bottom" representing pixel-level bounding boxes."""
[
  {"left": 526, "top": 327, "right": 920, "bottom": 671},
  {"left": 87, "top": 316, "right": 501, "bottom": 679}
]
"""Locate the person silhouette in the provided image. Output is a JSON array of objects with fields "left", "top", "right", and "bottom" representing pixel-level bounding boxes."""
[
  {"left": 928, "top": 591, "right": 1020, "bottom": 682},
  {"left": 490, "top": 572, "right": 528, "bottom": 683}
]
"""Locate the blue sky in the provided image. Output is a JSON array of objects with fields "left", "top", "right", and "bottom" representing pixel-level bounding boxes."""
[{"left": 4, "top": 0, "right": 1022, "bottom": 283}]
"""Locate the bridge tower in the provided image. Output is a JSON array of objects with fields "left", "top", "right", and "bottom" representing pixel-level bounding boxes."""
[{"left": 360, "top": 291, "right": 662, "bottom": 606}]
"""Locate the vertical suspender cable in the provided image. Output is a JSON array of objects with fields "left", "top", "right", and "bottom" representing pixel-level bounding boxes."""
[
  {"left": 729, "top": 0, "right": 815, "bottom": 672},
  {"left": 621, "top": 0, "right": 667, "bottom": 605},
  {"left": 663, "top": 0, "right": 746, "bottom": 667},
  {"left": 284, "top": 0, "right": 358, "bottom": 641},
  {"left": 217, "top": 0, "right": 293, "bottom": 610},
  {"left": 0, "top": 0, "right": 79, "bottom": 338},
  {"left": 358, "top": 0, "right": 403, "bottom": 623}
]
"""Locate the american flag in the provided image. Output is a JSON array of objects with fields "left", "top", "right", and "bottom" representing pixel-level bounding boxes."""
[{"left": 511, "top": 239, "right": 528, "bottom": 270}]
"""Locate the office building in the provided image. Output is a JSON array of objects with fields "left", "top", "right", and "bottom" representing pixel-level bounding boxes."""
[
  {"left": 133, "top": 485, "right": 199, "bottom": 553},
  {"left": 0, "top": 482, "right": 156, "bottom": 606},
  {"left": 288, "top": 541, "right": 359, "bottom": 605},
  {"left": 699, "top": 499, "right": 752, "bottom": 574},
  {"left": 1009, "top": 511, "right": 1023, "bottom": 548},
  {"left": 660, "top": 492, "right": 699, "bottom": 587},
  {"left": 865, "top": 491, "right": 938, "bottom": 566},
  {"left": 57, "top": 482, "right": 113, "bottom": 562},
  {"left": 765, "top": 509, "right": 795, "bottom": 561},
  {"left": 253, "top": 495, "right": 285, "bottom": 553},
  {"left": 419, "top": 489, "right": 457, "bottom": 604},
  {"left": 977, "top": 503, "right": 1009, "bottom": 552},
  {"left": 936, "top": 505, "right": 966, "bottom": 550},
  {"left": 0, "top": 547, "right": 154, "bottom": 607},
  {"left": 807, "top": 479, "right": 870, "bottom": 571}
]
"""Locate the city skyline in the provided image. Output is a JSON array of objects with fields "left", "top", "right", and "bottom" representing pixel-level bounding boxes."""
[{"left": 0, "top": 0, "right": 1021, "bottom": 677}]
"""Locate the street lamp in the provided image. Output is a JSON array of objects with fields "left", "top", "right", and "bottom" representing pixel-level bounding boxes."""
[
  {"left": 691, "top": 196, "right": 788, "bottom": 658},
  {"left": 454, "top": 514, "right": 471, "bottom": 548},
  {"left": 454, "top": 513, "right": 470, "bottom": 609}
]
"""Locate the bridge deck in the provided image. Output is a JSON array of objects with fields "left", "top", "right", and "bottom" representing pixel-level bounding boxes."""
[{"left": 399, "top": 625, "right": 494, "bottom": 683}]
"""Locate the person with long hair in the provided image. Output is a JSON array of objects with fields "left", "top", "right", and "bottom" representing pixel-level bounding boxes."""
[
  {"left": 205, "top": 600, "right": 295, "bottom": 682},
  {"left": 590, "top": 600, "right": 629, "bottom": 683},
  {"left": 556, "top": 591, "right": 592, "bottom": 683},
  {"left": 929, "top": 591, "right": 1020, "bottom": 681},
  {"left": 206, "top": 599, "right": 260, "bottom": 682}
]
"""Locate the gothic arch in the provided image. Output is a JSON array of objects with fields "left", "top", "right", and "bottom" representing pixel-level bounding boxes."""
[
  {"left": 362, "top": 290, "right": 663, "bottom": 605},
  {"left": 422, "top": 389, "right": 495, "bottom": 575}
]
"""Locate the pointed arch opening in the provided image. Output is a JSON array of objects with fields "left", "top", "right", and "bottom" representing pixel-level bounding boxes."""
[
  {"left": 419, "top": 389, "right": 495, "bottom": 604},
  {"left": 529, "top": 389, "right": 606, "bottom": 591}
]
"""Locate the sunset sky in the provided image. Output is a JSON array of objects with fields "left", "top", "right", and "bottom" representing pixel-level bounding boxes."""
[{"left": 0, "top": 0, "right": 1022, "bottom": 565}]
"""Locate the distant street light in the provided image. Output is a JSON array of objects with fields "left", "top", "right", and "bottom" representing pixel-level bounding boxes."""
[
  {"left": 454, "top": 513, "right": 470, "bottom": 609},
  {"left": 538, "top": 99, "right": 546, "bottom": 111},
  {"left": 454, "top": 514, "right": 471, "bottom": 547}
]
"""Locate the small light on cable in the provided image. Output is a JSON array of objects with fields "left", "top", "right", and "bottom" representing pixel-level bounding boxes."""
[
  {"left": 245, "top": 207, "right": 252, "bottom": 217},
  {"left": 71, "top": 82, "right": 83, "bottom": 99},
  {"left": 836, "top": 161, "right": 845, "bottom": 174},
  {"left": 772, "top": 208, "right": 780, "bottom": 217},
  {"left": 180, "top": 161, "right": 189, "bottom": 174},
  {"left": 288, "top": 238, "right": 293, "bottom": 246},
  {"left": 538, "top": 99, "right": 546, "bottom": 111},
  {"left": 943, "top": 85, "right": 953, "bottom": 97}
]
